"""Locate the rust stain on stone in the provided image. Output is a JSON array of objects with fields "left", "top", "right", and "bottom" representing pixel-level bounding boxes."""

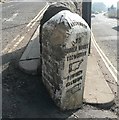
[{"left": 50, "top": 23, "right": 69, "bottom": 46}]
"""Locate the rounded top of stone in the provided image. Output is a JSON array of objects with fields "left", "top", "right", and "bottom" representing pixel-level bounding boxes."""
[
  {"left": 42, "top": 10, "right": 90, "bottom": 46},
  {"left": 43, "top": 10, "right": 89, "bottom": 30}
]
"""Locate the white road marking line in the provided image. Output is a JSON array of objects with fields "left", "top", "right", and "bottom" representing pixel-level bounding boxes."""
[
  {"left": 3, "top": 4, "right": 14, "bottom": 8},
  {"left": 8, "top": 5, "right": 13, "bottom": 8},
  {"left": 28, "top": 29, "right": 30, "bottom": 31},
  {"left": 26, "top": 12, "right": 39, "bottom": 27},
  {"left": 8, "top": 36, "right": 25, "bottom": 53},
  {"left": 26, "top": 3, "right": 49, "bottom": 28},
  {"left": 6, "top": 13, "right": 18, "bottom": 22},
  {"left": 92, "top": 33, "right": 118, "bottom": 75},
  {"left": 2, "top": 3, "right": 49, "bottom": 54},
  {"left": 2, "top": 35, "right": 20, "bottom": 53},
  {"left": 30, "top": 6, "right": 48, "bottom": 29},
  {"left": 2, "top": 18, "right": 7, "bottom": 22},
  {"left": 91, "top": 32, "right": 118, "bottom": 85},
  {"left": 30, "top": 22, "right": 36, "bottom": 28}
]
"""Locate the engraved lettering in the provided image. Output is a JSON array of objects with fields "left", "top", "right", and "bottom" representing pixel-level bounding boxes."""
[
  {"left": 65, "top": 46, "right": 77, "bottom": 54},
  {"left": 66, "top": 83, "right": 82, "bottom": 95},
  {"left": 66, "top": 76, "right": 82, "bottom": 87},
  {"left": 65, "top": 44, "right": 88, "bottom": 54},
  {"left": 71, "top": 21, "right": 87, "bottom": 29},
  {"left": 67, "top": 51, "right": 86, "bottom": 61},
  {"left": 78, "top": 44, "right": 88, "bottom": 50},
  {"left": 69, "top": 59, "right": 84, "bottom": 73}
]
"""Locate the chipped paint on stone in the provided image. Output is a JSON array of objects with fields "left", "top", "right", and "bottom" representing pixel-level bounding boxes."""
[{"left": 41, "top": 10, "right": 90, "bottom": 110}]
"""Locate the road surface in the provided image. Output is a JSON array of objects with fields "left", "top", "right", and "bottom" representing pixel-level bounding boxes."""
[
  {"left": 91, "top": 14, "right": 119, "bottom": 115},
  {"left": 91, "top": 13, "right": 118, "bottom": 69},
  {"left": 2, "top": 2, "right": 46, "bottom": 49}
]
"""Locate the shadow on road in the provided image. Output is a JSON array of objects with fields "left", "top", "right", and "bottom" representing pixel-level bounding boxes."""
[{"left": 2, "top": 47, "right": 78, "bottom": 118}]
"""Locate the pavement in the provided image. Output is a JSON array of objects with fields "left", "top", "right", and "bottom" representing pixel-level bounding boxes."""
[
  {"left": 19, "top": 26, "right": 40, "bottom": 75},
  {"left": 19, "top": 25, "right": 115, "bottom": 109}
]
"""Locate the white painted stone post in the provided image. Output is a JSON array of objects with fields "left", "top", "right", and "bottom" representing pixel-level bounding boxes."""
[{"left": 41, "top": 10, "right": 90, "bottom": 110}]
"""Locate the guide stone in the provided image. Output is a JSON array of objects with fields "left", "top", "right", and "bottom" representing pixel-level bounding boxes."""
[{"left": 41, "top": 10, "right": 90, "bottom": 110}]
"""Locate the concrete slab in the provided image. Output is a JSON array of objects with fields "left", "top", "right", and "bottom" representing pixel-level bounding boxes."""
[
  {"left": 20, "top": 26, "right": 40, "bottom": 60},
  {"left": 19, "top": 26, "right": 40, "bottom": 75},
  {"left": 83, "top": 51, "right": 115, "bottom": 108},
  {"left": 19, "top": 59, "right": 39, "bottom": 75}
]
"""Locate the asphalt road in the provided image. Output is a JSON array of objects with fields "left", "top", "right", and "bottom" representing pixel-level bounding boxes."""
[
  {"left": 2, "top": 2, "right": 46, "bottom": 49},
  {"left": 91, "top": 13, "right": 118, "bottom": 69}
]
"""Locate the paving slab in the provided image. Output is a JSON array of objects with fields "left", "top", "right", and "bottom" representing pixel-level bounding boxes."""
[
  {"left": 83, "top": 48, "right": 115, "bottom": 108},
  {"left": 19, "top": 25, "right": 115, "bottom": 108},
  {"left": 20, "top": 26, "right": 40, "bottom": 60},
  {"left": 19, "top": 26, "right": 40, "bottom": 75}
]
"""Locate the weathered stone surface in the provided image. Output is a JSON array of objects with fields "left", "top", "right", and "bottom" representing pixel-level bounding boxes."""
[
  {"left": 40, "top": 2, "right": 77, "bottom": 27},
  {"left": 39, "top": 1, "right": 82, "bottom": 43},
  {"left": 41, "top": 10, "right": 90, "bottom": 110}
]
